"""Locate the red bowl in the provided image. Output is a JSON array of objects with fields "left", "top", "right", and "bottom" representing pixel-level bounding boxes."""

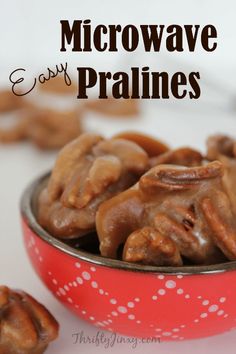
[{"left": 20, "top": 173, "right": 236, "bottom": 342}]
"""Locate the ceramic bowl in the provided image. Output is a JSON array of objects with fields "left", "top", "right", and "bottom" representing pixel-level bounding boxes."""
[{"left": 20, "top": 172, "right": 236, "bottom": 341}]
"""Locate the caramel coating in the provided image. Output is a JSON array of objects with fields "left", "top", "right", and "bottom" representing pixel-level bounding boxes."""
[
  {"left": 123, "top": 227, "right": 182, "bottom": 266},
  {"left": 85, "top": 97, "right": 139, "bottom": 117},
  {"left": 0, "top": 107, "right": 82, "bottom": 149},
  {"left": 38, "top": 133, "right": 149, "bottom": 238},
  {"left": 207, "top": 134, "right": 236, "bottom": 160},
  {"left": 207, "top": 134, "right": 236, "bottom": 214},
  {"left": 0, "top": 286, "right": 59, "bottom": 354},
  {"left": 150, "top": 147, "right": 203, "bottom": 167},
  {"left": 113, "top": 131, "right": 169, "bottom": 157},
  {"left": 96, "top": 161, "right": 236, "bottom": 265}
]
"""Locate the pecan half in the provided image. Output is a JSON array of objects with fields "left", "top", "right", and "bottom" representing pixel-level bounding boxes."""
[
  {"left": 0, "top": 286, "right": 59, "bottom": 354},
  {"left": 113, "top": 131, "right": 169, "bottom": 157}
]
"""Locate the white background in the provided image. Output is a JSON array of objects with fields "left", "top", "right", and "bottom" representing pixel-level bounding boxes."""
[{"left": 1, "top": 1, "right": 236, "bottom": 353}]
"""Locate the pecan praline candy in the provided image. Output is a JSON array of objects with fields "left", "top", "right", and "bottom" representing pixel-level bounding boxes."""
[
  {"left": 38, "top": 132, "right": 150, "bottom": 238},
  {"left": 85, "top": 97, "right": 140, "bottom": 117},
  {"left": 0, "top": 107, "right": 82, "bottom": 150},
  {"left": 0, "top": 286, "right": 59, "bottom": 354},
  {"left": 96, "top": 161, "right": 236, "bottom": 266}
]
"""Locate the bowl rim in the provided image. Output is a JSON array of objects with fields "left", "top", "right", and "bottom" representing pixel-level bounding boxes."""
[{"left": 20, "top": 171, "right": 236, "bottom": 275}]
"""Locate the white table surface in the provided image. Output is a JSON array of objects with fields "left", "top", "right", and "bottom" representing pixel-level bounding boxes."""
[{"left": 1, "top": 0, "right": 236, "bottom": 353}]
